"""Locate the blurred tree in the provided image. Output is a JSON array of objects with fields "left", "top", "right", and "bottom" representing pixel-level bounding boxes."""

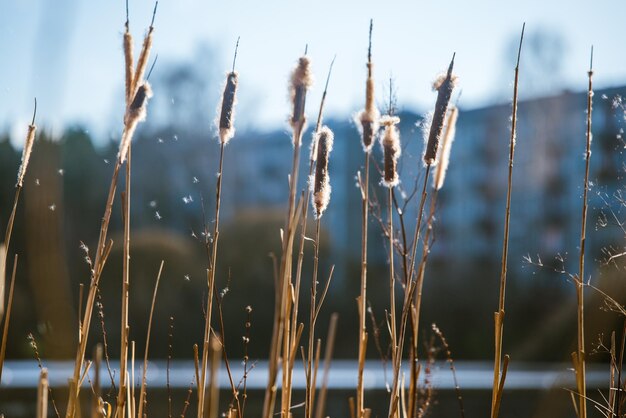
[
  {"left": 147, "top": 43, "right": 221, "bottom": 133},
  {"left": 497, "top": 27, "right": 567, "bottom": 99}
]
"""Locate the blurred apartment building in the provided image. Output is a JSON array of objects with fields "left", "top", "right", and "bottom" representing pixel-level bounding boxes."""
[{"left": 224, "top": 85, "right": 626, "bottom": 281}]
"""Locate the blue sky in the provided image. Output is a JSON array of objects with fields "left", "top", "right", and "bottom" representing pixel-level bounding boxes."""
[{"left": 0, "top": 0, "right": 624, "bottom": 141}]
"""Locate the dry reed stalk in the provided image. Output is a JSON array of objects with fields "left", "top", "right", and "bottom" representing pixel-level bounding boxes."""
[
  {"left": 404, "top": 65, "right": 455, "bottom": 394},
  {"left": 391, "top": 54, "right": 457, "bottom": 418},
  {"left": 609, "top": 332, "right": 617, "bottom": 415},
  {"left": 115, "top": 145, "right": 132, "bottom": 418},
  {"left": 213, "top": 285, "right": 243, "bottom": 417},
  {"left": 28, "top": 333, "right": 62, "bottom": 418},
  {"left": 291, "top": 58, "right": 334, "bottom": 418},
  {"left": 304, "top": 126, "right": 334, "bottom": 418},
  {"left": 572, "top": 46, "right": 594, "bottom": 418},
  {"left": 387, "top": 278, "right": 418, "bottom": 418},
  {"left": 490, "top": 24, "right": 524, "bottom": 418},
  {"left": 432, "top": 324, "right": 465, "bottom": 418},
  {"left": 92, "top": 344, "right": 102, "bottom": 418},
  {"left": 137, "top": 261, "right": 164, "bottom": 418},
  {"left": 264, "top": 51, "right": 312, "bottom": 418},
  {"left": 2, "top": 101, "right": 36, "bottom": 323},
  {"left": 37, "top": 368, "right": 49, "bottom": 418},
  {"left": 130, "top": 341, "right": 136, "bottom": 418},
  {"left": 180, "top": 382, "right": 194, "bottom": 418},
  {"left": 380, "top": 114, "right": 402, "bottom": 417},
  {"left": 167, "top": 317, "right": 174, "bottom": 418},
  {"left": 67, "top": 10, "right": 157, "bottom": 415},
  {"left": 314, "top": 313, "right": 338, "bottom": 418},
  {"left": 356, "top": 22, "right": 378, "bottom": 418},
  {"left": 492, "top": 355, "right": 509, "bottom": 418},
  {"left": 240, "top": 306, "right": 253, "bottom": 418},
  {"left": 0, "top": 244, "right": 5, "bottom": 321},
  {"left": 208, "top": 336, "right": 222, "bottom": 418},
  {"left": 407, "top": 54, "right": 456, "bottom": 282},
  {"left": 409, "top": 104, "right": 458, "bottom": 414},
  {"left": 198, "top": 39, "right": 240, "bottom": 418},
  {"left": 0, "top": 255, "right": 18, "bottom": 383}
]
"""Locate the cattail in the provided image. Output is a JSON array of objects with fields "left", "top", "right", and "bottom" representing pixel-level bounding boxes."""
[
  {"left": 423, "top": 54, "right": 457, "bottom": 165},
  {"left": 310, "top": 126, "right": 334, "bottom": 218},
  {"left": 356, "top": 61, "right": 380, "bottom": 153},
  {"left": 131, "top": 2, "right": 157, "bottom": 95},
  {"left": 433, "top": 106, "right": 459, "bottom": 190},
  {"left": 123, "top": 19, "right": 134, "bottom": 104},
  {"left": 119, "top": 82, "right": 153, "bottom": 163},
  {"left": 217, "top": 72, "right": 239, "bottom": 144},
  {"left": 289, "top": 55, "right": 313, "bottom": 144},
  {"left": 380, "top": 116, "right": 401, "bottom": 188},
  {"left": 356, "top": 21, "right": 379, "bottom": 152},
  {"left": 16, "top": 120, "right": 36, "bottom": 187}
]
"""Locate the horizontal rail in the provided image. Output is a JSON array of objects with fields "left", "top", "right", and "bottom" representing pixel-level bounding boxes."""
[{"left": 0, "top": 360, "right": 610, "bottom": 390}]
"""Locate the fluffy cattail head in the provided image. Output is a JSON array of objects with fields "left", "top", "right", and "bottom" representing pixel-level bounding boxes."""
[
  {"left": 433, "top": 106, "right": 459, "bottom": 190},
  {"left": 423, "top": 55, "right": 457, "bottom": 166},
  {"left": 289, "top": 56, "right": 313, "bottom": 139},
  {"left": 310, "top": 126, "right": 334, "bottom": 218},
  {"left": 127, "top": 82, "right": 153, "bottom": 123},
  {"left": 217, "top": 71, "right": 239, "bottom": 144},
  {"left": 356, "top": 62, "right": 380, "bottom": 153},
  {"left": 379, "top": 115, "right": 401, "bottom": 188},
  {"left": 119, "top": 82, "right": 153, "bottom": 163},
  {"left": 16, "top": 123, "right": 36, "bottom": 187}
]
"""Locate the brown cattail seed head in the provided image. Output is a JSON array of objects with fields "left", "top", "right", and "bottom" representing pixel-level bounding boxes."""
[
  {"left": 119, "top": 82, "right": 153, "bottom": 163},
  {"left": 218, "top": 71, "right": 239, "bottom": 144},
  {"left": 380, "top": 116, "right": 401, "bottom": 188},
  {"left": 132, "top": 28, "right": 154, "bottom": 95},
  {"left": 423, "top": 56, "right": 457, "bottom": 165},
  {"left": 289, "top": 56, "right": 313, "bottom": 142},
  {"left": 16, "top": 123, "right": 36, "bottom": 187},
  {"left": 433, "top": 106, "right": 459, "bottom": 190},
  {"left": 310, "top": 126, "right": 334, "bottom": 218},
  {"left": 127, "top": 82, "right": 153, "bottom": 123},
  {"left": 123, "top": 31, "right": 135, "bottom": 104},
  {"left": 356, "top": 62, "right": 380, "bottom": 152}
]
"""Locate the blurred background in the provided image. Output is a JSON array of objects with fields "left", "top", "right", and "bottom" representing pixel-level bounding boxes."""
[{"left": 1, "top": 0, "right": 626, "bottom": 416}]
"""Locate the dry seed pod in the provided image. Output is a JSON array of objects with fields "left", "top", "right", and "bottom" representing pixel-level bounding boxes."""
[
  {"left": 119, "top": 82, "right": 153, "bottom": 164},
  {"left": 356, "top": 61, "right": 380, "bottom": 152},
  {"left": 217, "top": 71, "right": 239, "bottom": 144},
  {"left": 289, "top": 55, "right": 313, "bottom": 142},
  {"left": 16, "top": 121, "right": 36, "bottom": 187},
  {"left": 123, "top": 28, "right": 134, "bottom": 105},
  {"left": 311, "top": 126, "right": 334, "bottom": 218},
  {"left": 433, "top": 106, "right": 459, "bottom": 190},
  {"left": 379, "top": 116, "right": 401, "bottom": 188},
  {"left": 423, "top": 55, "right": 457, "bottom": 165},
  {"left": 131, "top": 2, "right": 158, "bottom": 95}
]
